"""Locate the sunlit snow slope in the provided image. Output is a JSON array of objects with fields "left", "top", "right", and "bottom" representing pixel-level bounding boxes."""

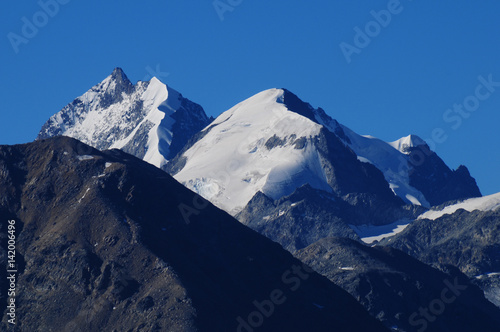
[
  {"left": 418, "top": 192, "right": 500, "bottom": 220},
  {"left": 174, "top": 89, "right": 332, "bottom": 214}
]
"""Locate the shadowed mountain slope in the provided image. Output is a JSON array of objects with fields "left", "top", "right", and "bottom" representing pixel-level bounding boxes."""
[{"left": 0, "top": 137, "right": 388, "bottom": 332}]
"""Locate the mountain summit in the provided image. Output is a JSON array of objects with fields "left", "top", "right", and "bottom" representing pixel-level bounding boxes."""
[
  {"left": 170, "top": 88, "right": 399, "bottom": 215},
  {"left": 169, "top": 88, "right": 480, "bottom": 212},
  {"left": 37, "top": 68, "right": 211, "bottom": 169}
]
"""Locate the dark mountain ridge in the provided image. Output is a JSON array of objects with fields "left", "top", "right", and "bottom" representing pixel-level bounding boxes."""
[{"left": 0, "top": 137, "right": 388, "bottom": 331}]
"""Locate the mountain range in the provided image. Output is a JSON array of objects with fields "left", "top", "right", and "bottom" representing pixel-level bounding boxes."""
[
  {"left": 38, "top": 69, "right": 481, "bottom": 212},
  {"left": 38, "top": 69, "right": 482, "bottom": 254},
  {"left": 0, "top": 68, "right": 496, "bottom": 331}
]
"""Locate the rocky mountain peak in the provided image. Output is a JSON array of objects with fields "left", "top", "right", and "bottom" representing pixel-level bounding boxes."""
[
  {"left": 110, "top": 67, "right": 129, "bottom": 82},
  {"left": 37, "top": 68, "right": 211, "bottom": 169}
]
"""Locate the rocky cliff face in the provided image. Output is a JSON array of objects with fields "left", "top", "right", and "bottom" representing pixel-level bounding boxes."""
[
  {"left": 296, "top": 237, "right": 500, "bottom": 332},
  {"left": 236, "top": 185, "right": 360, "bottom": 252},
  {"left": 236, "top": 184, "right": 422, "bottom": 252},
  {"left": 382, "top": 207, "right": 500, "bottom": 309},
  {"left": 406, "top": 145, "right": 482, "bottom": 206},
  {"left": 0, "top": 137, "right": 388, "bottom": 332}
]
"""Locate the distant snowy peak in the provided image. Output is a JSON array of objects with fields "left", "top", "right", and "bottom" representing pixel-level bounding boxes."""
[
  {"left": 418, "top": 192, "right": 500, "bottom": 220},
  {"left": 389, "top": 134, "right": 427, "bottom": 154},
  {"left": 336, "top": 125, "right": 480, "bottom": 207},
  {"left": 37, "top": 68, "right": 210, "bottom": 168},
  {"left": 337, "top": 126, "right": 431, "bottom": 207}
]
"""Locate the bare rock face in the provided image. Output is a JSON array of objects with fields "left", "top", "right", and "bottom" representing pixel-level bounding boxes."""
[
  {"left": 236, "top": 184, "right": 422, "bottom": 253},
  {"left": 382, "top": 208, "right": 500, "bottom": 309},
  {"left": 296, "top": 237, "right": 500, "bottom": 332},
  {"left": 0, "top": 137, "right": 388, "bottom": 332},
  {"left": 406, "top": 145, "right": 482, "bottom": 206}
]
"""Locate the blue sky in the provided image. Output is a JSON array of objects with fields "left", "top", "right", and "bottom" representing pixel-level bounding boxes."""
[{"left": 1, "top": 0, "right": 499, "bottom": 195}]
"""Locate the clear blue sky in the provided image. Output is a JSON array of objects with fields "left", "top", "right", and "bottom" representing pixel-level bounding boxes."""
[{"left": 1, "top": 0, "right": 499, "bottom": 195}]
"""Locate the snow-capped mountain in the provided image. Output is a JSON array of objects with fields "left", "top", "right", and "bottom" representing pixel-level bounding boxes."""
[
  {"left": 38, "top": 70, "right": 479, "bottom": 211},
  {"left": 170, "top": 88, "right": 400, "bottom": 215},
  {"left": 172, "top": 88, "right": 331, "bottom": 213},
  {"left": 169, "top": 88, "right": 480, "bottom": 215},
  {"left": 37, "top": 68, "right": 210, "bottom": 169},
  {"left": 18, "top": 71, "right": 499, "bottom": 330}
]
